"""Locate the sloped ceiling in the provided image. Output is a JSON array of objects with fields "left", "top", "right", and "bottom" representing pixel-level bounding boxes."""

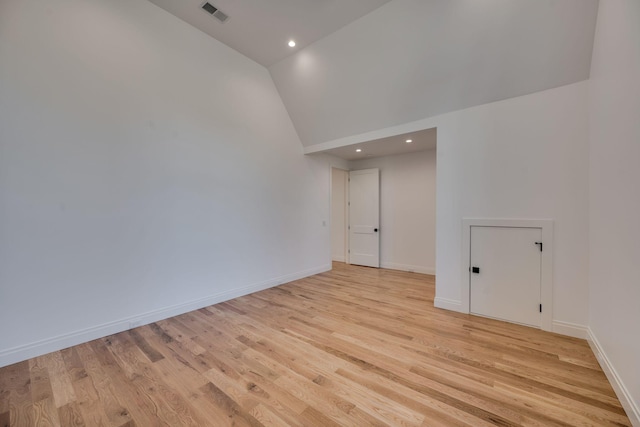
[
  {"left": 146, "top": 0, "right": 391, "bottom": 67},
  {"left": 269, "top": 0, "right": 599, "bottom": 147}
]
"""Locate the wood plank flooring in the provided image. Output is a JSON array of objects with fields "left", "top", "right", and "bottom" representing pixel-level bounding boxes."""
[{"left": 0, "top": 262, "right": 631, "bottom": 426}]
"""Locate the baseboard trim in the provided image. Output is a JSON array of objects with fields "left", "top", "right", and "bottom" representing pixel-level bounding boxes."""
[
  {"left": 332, "top": 255, "right": 346, "bottom": 262},
  {"left": 587, "top": 328, "right": 640, "bottom": 426},
  {"left": 381, "top": 262, "right": 435, "bottom": 275},
  {"left": 433, "top": 297, "right": 465, "bottom": 313},
  {"left": 551, "top": 320, "right": 588, "bottom": 339},
  {"left": 0, "top": 263, "right": 331, "bottom": 368}
]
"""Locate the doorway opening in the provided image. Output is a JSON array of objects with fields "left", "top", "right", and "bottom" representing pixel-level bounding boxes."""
[
  {"left": 328, "top": 127, "right": 437, "bottom": 274},
  {"left": 331, "top": 167, "right": 349, "bottom": 263}
]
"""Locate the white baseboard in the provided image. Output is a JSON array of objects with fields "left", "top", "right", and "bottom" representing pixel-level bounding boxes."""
[
  {"left": 587, "top": 328, "right": 640, "bottom": 426},
  {"left": 433, "top": 297, "right": 465, "bottom": 313},
  {"left": 551, "top": 320, "right": 588, "bottom": 339},
  {"left": 381, "top": 262, "right": 435, "bottom": 275},
  {"left": 332, "top": 255, "right": 346, "bottom": 262},
  {"left": 0, "top": 263, "right": 331, "bottom": 368}
]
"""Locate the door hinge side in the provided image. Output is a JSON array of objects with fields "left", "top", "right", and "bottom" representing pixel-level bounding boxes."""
[{"left": 539, "top": 304, "right": 542, "bottom": 313}]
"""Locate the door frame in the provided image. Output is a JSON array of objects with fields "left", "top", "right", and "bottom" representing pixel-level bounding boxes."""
[{"left": 461, "top": 218, "right": 553, "bottom": 332}]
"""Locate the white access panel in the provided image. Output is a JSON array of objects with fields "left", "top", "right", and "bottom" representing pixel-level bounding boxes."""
[
  {"left": 470, "top": 226, "right": 542, "bottom": 327},
  {"left": 348, "top": 168, "right": 380, "bottom": 268}
]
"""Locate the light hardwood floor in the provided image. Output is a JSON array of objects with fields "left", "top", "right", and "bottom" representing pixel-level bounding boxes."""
[{"left": 0, "top": 262, "right": 631, "bottom": 426}]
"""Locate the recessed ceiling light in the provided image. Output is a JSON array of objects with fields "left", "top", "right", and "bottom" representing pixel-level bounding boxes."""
[
  {"left": 356, "top": 149, "right": 362, "bottom": 152},
  {"left": 288, "top": 40, "right": 296, "bottom": 47},
  {"left": 406, "top": 139, "right": 413, "bottom": 143}
]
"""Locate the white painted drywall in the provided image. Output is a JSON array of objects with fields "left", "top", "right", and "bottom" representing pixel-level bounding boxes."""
[
  {"left": 315, "top": 81, "right": 590, "bottom": 332},
  {"left": 349, "top": 150, "right": 436, "bottom": 274},
  {"left": 331, "top": 168, "right": 348, "bottom": 262},
  {"left": 433, "top": 81, "right": 590, "bottom": 332},
  {"left": 0, "top": 0, "right": 339, "bottom": 366},
  {"left": 269, "top": 0, "right": 598, "bottom": 146},
  {"left": 433, "top": 82, "right": 592, "bottom": 331},
  {"left": 588, "top": 0, "right": 640, "bottom": 421}
]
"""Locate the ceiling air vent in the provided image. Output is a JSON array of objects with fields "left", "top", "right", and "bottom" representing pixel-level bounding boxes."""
[{"left": 201, "top": 2, "right": 229, "bottom": 23}]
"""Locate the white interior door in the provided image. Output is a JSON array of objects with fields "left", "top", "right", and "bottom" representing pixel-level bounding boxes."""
[
  {"left": 470, "top": 226, "right": 542, "bottom": 327},
  {"left": 349, "top": 169, "right": 380, "bottom": 267}
]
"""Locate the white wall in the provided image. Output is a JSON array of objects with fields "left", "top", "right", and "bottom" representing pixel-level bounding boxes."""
[
  {"left": 316, "top": 81, "right": 591, "bottom": 336},
  {"left": 588, "top": 0, "right": 640, "bottom": 422},
  {"left": 0, "top": 0, "right": 338, "bottom": 367},
  {"left": 434, "top": 82, "right": 591, "bottom": 335},
  {"left": 270, "top": 0, "right": 598, "bottom": 146},
  {"left": 434, "top": 81, "right": 591, "bottom": 332},
  {"left": 350, "top": 150, "right": 436, "bottom": 274},
  {"left": 331, "top": 168, "right": 348, "bottom": 262}
]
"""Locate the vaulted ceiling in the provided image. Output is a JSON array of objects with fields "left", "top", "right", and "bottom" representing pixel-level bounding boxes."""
[
  {"left": 146, "top": 0, "right": 599, "bottom": 152},
  {"left": 146, "top": 0, "right": 391, "bottom": 67}
]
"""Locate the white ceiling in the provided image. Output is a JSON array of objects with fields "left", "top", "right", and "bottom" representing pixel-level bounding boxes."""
[
  {"left": 145, "top": 0, "right": 598, "bottom": 160},
  {"left": 271, "top": 0, "right": 599, "bottom": 147},
  {"left": 322, "top": 127, "right": 436, "bottom": 161},
  {"left": 146, "top": 0, "right": 391, "bottom": 67}
]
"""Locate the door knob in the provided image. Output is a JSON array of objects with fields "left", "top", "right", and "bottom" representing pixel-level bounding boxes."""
[{"left": 374, "top": 228, "right": 378, "bottom": 232}]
